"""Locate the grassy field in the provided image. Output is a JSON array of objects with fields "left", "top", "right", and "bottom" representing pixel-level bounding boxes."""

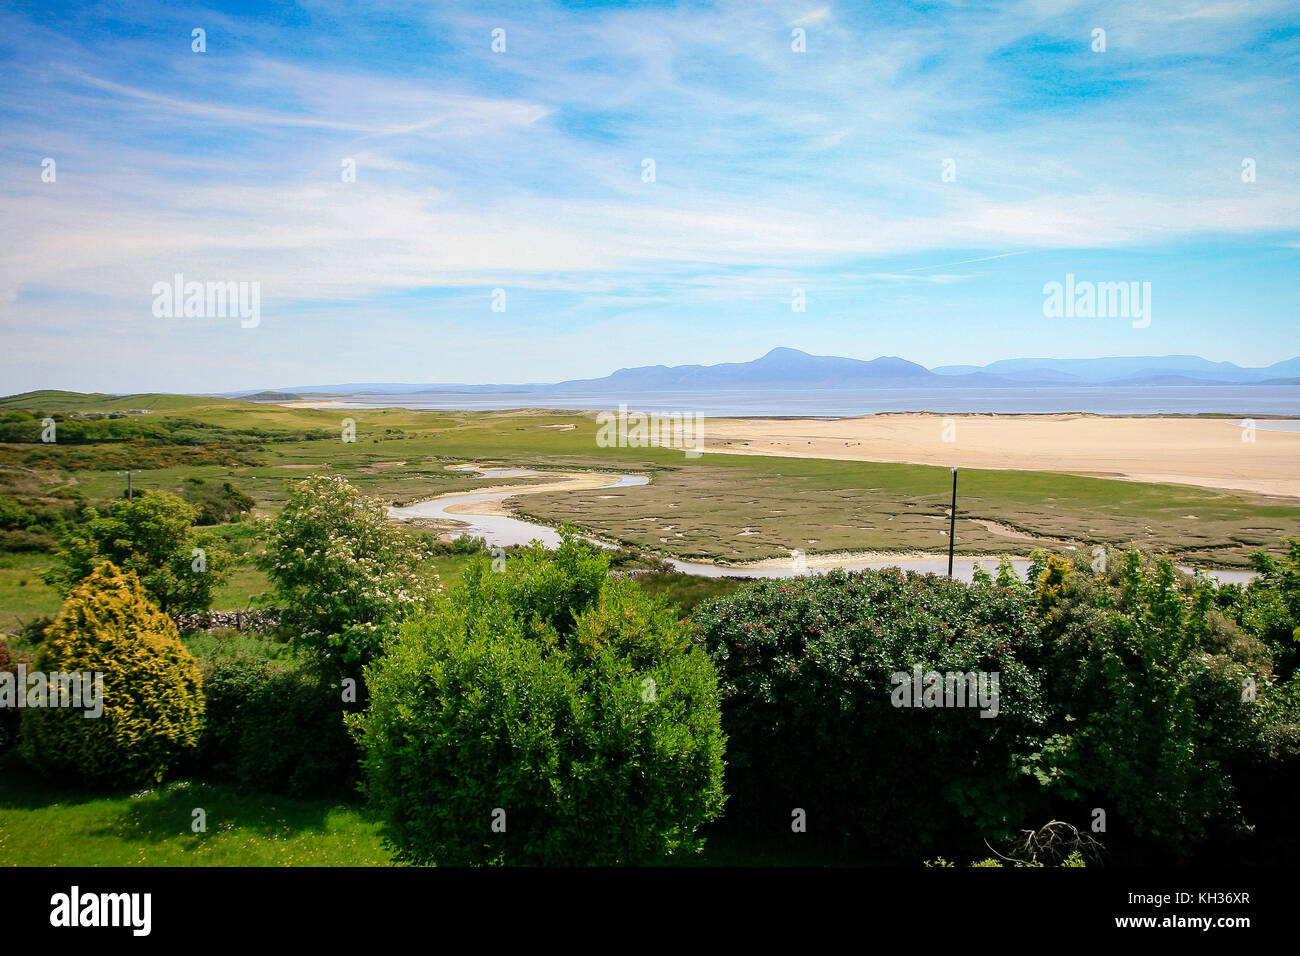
[
  {"left": 0, "top": 553, "right": 63, "bottom": 636},
  {"left": 2, "top": 391, "right": 1296, "bottom": 587}
]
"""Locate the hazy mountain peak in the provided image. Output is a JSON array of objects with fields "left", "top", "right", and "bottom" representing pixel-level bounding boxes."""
[
  {"left": 237, "top": 350, "right": 1300, "bottom": 397},
  {"left": 759, "top": 346, "right": 808, "bottom": 357}
]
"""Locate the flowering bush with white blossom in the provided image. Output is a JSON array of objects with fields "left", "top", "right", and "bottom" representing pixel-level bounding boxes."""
[{"left": 256, "top": 475, "right": 433, "bottom": 677}]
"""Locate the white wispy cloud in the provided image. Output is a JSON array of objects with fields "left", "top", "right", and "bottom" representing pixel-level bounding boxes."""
[{"left": 0, "top": 0, "right": 1296, "bottom": 390}]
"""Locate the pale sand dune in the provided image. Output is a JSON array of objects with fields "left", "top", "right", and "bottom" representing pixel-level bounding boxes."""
[{"left": 701, "top": 414, "right": 1300, "bottom": 498}]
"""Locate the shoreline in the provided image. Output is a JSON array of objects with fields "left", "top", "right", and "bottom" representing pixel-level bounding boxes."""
[
  {"left": 276, "top": 399, "right": 1300, "bottom": 422},
  {"left": 703, "top": 549, "right": 1037, "bottom": 570},
  {"left": 276, "top": 404, "right": 1300, "bottom": 499},
  {"left": 699, "top": 413, "right": 1300, "bottom": 499}
]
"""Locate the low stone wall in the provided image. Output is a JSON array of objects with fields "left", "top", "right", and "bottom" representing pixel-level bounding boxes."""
[{"left": 173, "top": 609, "right": 281, "bottom": 634}]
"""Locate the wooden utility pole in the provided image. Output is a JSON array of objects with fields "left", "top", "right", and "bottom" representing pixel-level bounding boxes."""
[
  {"left": 116, "top": 470, "right": 142, "bottom": 501},
  {"left": 947, "top": 467, "right": 958, "bottom": 578}
]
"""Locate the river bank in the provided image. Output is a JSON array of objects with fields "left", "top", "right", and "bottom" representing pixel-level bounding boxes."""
[{"left": 387, "top": 466, "right": 1257, "bottom": 585}]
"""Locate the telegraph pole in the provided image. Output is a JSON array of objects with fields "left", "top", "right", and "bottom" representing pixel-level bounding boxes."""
[
  {"left": 116, "top": 470, "right": 142, "bottom": 501},
  {"left": 947, "top": 467, "right": 958, "bottom": 578}
]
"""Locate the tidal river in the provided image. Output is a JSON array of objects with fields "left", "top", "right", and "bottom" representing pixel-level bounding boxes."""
[{"left": 387, "top": 467, "right": 1256, "bottom": 585}]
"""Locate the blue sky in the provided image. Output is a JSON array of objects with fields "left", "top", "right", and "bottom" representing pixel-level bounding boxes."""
[{"left": 1, "top": 0, "right": 1297, "bottom": 393}]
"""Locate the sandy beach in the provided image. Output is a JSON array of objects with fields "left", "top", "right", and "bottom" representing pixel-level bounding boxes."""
[
  {"left": 700, "top": 414, "right": 1300, "bottom": 498},
  {"left": 279, "top": 400, "right": 362, "bottom": 409}
]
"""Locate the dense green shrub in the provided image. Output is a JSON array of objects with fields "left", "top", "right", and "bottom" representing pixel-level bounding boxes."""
[
  {"left": 355, "top": 534, "right": 726, "bottom": 865},
  {"left": 0, "top": 415, "right": 169, "bottom": 444},
  {"left": 182, "top": 629, "right": 295, "bottom": 662},
  {"left": 0, "top": 411, "right": 331, "bottom": 448},
  {"left": 42, "top": 491, "right": 232, "bottom": 614},
  {"left": 1219, "top": 668, "right": 1300, "bottom": 864},
  {"left": 457, "top": 527, "right": 608, "bottom": 641},
  {"left": 691, "top": 545, "right": 1300, "bottom": 863},
  {"left": 19, "top": 562, "right": 205, "bottom": 785},
  {"left": 0, "top": 479, "right": 82, "bottom": 554},
  {"left": 196, "top": 653, "right": 357, "bottom": 796},
  {"left": 604, "top": 545, "right": 673, "bottom": 572},
  {"left": 1029, "top": 549, "right": 1272, "bottom": 860},
  {"left": 422, "top": 533, "right": 488, "bottom": 556},
  {"left": 627, "top": 571, "right": 747, "bottom": 616},
  {"left": 179, "top": 477, "right": 255, "bottom": 525},
  {"left": 257, "top": 475, "right": 431, "bottom": 678},
  {"left": 1232, "top": 537, "right": 1300, "bottom": 679},
  {"left": 692, "top": 567, "right": 1048, "bottom": 858},
  {"left": 15, "top": 615, "right": 53, "bottom": 646},
  {"left": 0, "top": 528, "right": 58, "bottom": 552}
]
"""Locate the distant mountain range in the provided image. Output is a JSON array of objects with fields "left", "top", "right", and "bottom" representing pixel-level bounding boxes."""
[
  {"left": 932, "top": 354, "right": 1300, "bottom": 385},
  {"left": 238, "top": 349, "right": 1300, "bottom": 399}
]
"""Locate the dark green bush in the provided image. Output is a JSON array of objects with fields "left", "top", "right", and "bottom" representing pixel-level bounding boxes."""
[
  {"left": 691, "top": 567, "right": 1048, "bottom": 859},
  {"left": 355, "top": 534, "right": 726, "bottom": 865},
  {"left": 196, "top": 653, "right": 357, "bottom": 797},
  {"left": 0, "top": 483, "right": 82, "bottom": 553},
  {"left": 0, "top": 528, "right": 57, "bottom": 552},
  {"left": 179, "top": 478, "right": 255, "bottom": 525},
  {"left": 605, "top": 545, "right": 673, "bottom": 572},
  {"left": 16, "top": 615, "right": 53, "bottom": 646},
  {"left": 1029, "top": 549, "right": 1273, "bottom": 860},
  {"left": 1234, "top": 537, "right": 1300, "bottom": 679},
  {"left": 422, "top": 533, "right": 488, "bottom": 556},
  {"left": 690, "top": 545, "right": 1300, "bottom": 864},
  {"left": 624, "top": 571, "right": 746, "bottom": 616}
]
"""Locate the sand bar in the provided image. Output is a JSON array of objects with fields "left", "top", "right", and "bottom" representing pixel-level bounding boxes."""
[
  {"left": 441, "top": 472, "right": 630, "bottom": 516},
  {"left": 701, "top": 414, "right": 1300, "bottom": 498}
]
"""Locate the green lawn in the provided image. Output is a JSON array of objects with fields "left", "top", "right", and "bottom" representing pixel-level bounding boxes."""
[
  {"left": 0, "top": 751, "right": 864, "bottom": 866},
  {"left": 0, "top": 753, "right": 392, "bottom": 866}
]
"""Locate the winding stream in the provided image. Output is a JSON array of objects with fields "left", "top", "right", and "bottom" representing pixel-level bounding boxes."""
[
  {"left": 388, "top": 470, "right": 649, "bottom": 549},
  {"left": 388, "top": 467, "right": 1256, "bottom": 585}
]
